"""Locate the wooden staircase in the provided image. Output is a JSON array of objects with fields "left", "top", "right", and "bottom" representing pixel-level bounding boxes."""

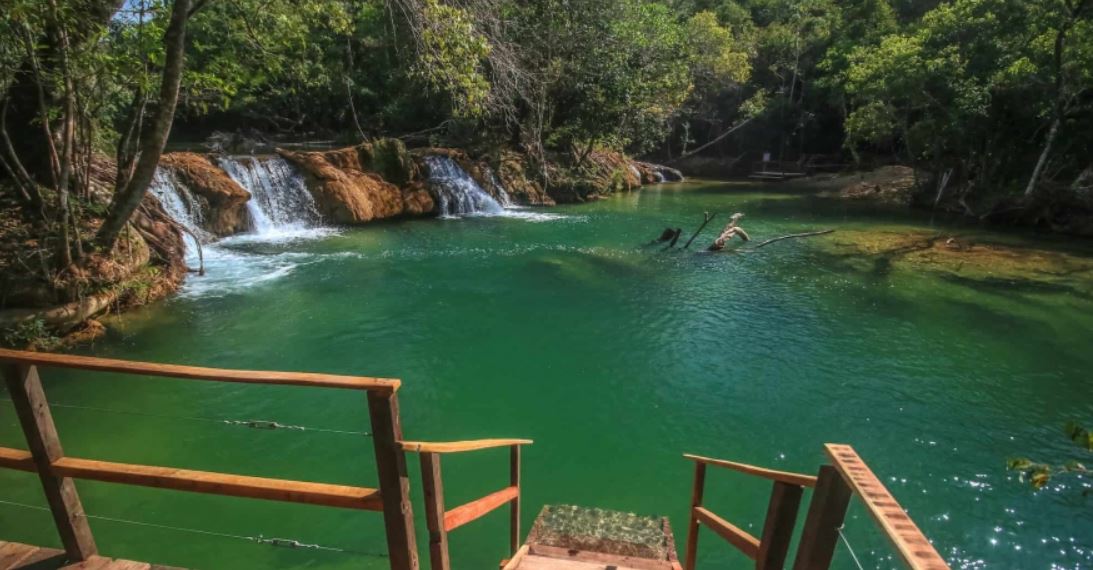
[{"left": 0, "top": 349, "right": 950, "bottom": 570}]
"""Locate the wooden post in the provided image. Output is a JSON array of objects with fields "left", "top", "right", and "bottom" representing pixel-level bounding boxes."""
[
  {"left": 509, "top": 445, "right": 521, "bottom": 556},
  {"left": 791, "top": 465, "right": 852, "bottom": 570},
  {"left": 2, "top": 364, "right": 97, "bottom": 560},
  {"left": 368, "top": 392, "right": 419, "bottom": 570},
  {"left": 683, "top": 461, "right": 706, "bottom": 570},
  {"left": 756, "top": 481, "right": 803, "bottom": 570},
  {"left": 420, "top": 452, "right": 449, "bottom": 570}
]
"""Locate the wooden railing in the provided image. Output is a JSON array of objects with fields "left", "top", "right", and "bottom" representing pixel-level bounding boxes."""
[
  {"left": 0, "top": 348, "right": 420, "bottom": 570},
  {"left": 682, "top": 454, "right": 817, "bottom": 570},
  {"left": 402, "top": 439, "right": 532, "bottom": 570},
  {"left": 682, "top": 447, "right": 950, "bottom": 570}
]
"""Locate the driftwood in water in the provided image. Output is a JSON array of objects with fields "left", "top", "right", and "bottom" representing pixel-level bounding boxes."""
[
  {"left": 708, "top": 213, "right": 750, "bottom": 251},
  {"left": 652, "top": 227, "right": 683, "bottom": 247},
  {"left": 750, "top": 229, "right": 835, "bottom": 249},
  {"left": 683, "top": 212, "right": 716, "bottom": 249}
]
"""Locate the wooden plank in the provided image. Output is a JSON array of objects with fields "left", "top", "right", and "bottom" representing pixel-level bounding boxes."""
[
  {"left": 527, "top": 545, "right": 675, "bottom": 570},
  {"left": 825, "top": 444, "right": 950, "bottom": 570},
  {"left": 4, "top": 364, "right": 98, "bottom": 561},
  {"left": 443, "top": 486, "right": 519, "bottom": 532},
  {"left": 0, "top": 447, "right": 35, "bottom": 472},
  {"left": 509, "top": 446, "right": 521, "bottom": 556},
  {"left": 683, "top": 454, "right": 817, "bottom": 488},
  {"left": 692, "top": 507, "right": 760, "bottom": 560},
  {"left": 401, "top": 440, "right": 533, "bottom": 454},
  {"left": 368, "top": 392, "right": 419, "bottom": 570},
  {"left": 500, "top": 544, "right": 529, "bottom": 570},
  {"left": 0, "top": 541, "right": 40, "bottom": 568},
  {"left": 791, "top": 465, "right": 852, "bottom": 570},
  {"left": 682, "top": 462, "right": 705, "bottom": 570},
  {"left": 49, "top": 456, "right": 382, "bottom": 510},
  {"left": 757, "top": 481, "right": 804, "bottom": 570},
  {"left": 0, "top": 348, "right": 398, "bottom": 393},
  {"left": 97, "top": 560, "right": 151, "bottom": 570},
  {"left": 9, "top": 544, "right": 67, "bottom": 568},
  {"left": 59, "top": 557, "right": 115, "bottom": 569},
  {"left": 420, "top": 453, "right": 450, "bottom": 570}
]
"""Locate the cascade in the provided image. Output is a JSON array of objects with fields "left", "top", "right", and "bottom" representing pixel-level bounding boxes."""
[{"left": 424, "top": 155, "right": 506, "bottom": 217}]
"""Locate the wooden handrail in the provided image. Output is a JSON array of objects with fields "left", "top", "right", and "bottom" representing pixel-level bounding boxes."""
[
  {"left": 416, "top": 441, "right": 525, "bottom": 570},
  {"left": 401, "top": 439, "right": 532, "bottom": 454},
  {"left": 826, "top": 444, "right": 950, "bottom": 570},
  {"left": 0, "top": 348, "right": 399, "bottom": 393},
  {"left": 443, "top": 486, "right": 519, "bottom": 532},
  {"left": 683, "top": 453, "right": 817, "bottom": 488},
  {"left": 0, "top": 447, "right": 383, "bottom": 511},
  {"left": 692, "top": 506, "right": 760, "bottom": 559},
  {"left": 0, "top": 447, "right": 34, "bottom": 471}
]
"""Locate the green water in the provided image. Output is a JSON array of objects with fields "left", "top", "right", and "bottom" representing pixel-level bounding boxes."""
[{"left": 2, "top": 181, "right": 1092, "bottom": 569}]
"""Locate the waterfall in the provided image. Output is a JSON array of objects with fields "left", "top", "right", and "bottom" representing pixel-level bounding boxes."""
[
  {"left": 424, "top": 155, "right": 506, "bottom": 217},
  {"left": 218, "top": 156, "right": 323, "bottom": 236},
  {"left": 149, "top": 168, "right": 211, "bottom": 267},
  {"left": 482, "top": 165, "right": 514, "bottom": 207}
]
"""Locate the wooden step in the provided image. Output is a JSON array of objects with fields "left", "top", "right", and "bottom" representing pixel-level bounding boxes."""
[{"left": 0, "top": 541, "right": 184, "bottom": 570}]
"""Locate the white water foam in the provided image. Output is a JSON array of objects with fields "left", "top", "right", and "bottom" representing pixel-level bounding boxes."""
[
  {"left": 150, "top": 157, "right": 337, "bottom": 297},
  {"left": 424, "top": 155, "right": 567, "bottom": 222}
]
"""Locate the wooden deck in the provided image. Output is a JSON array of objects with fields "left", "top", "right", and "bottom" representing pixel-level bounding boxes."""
[{"left": 0, "top": 541, "right": 183, "bottom": 570}]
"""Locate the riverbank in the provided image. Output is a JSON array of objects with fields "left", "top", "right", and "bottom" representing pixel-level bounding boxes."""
[
  {"left": 0, "top": 141, "right": 678, "bottom": 347},
  {"left": 783, "top": 165, "right": 1093, "bottom": 237}
]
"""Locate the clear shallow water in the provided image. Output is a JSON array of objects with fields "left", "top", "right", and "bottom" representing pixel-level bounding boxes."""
[{"left": 2, "top": 181, "right": 1092, "bottom": 569}]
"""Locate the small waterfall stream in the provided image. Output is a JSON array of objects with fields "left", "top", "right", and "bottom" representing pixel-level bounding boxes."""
[
  {"left": 218, "top": 156, "right": 323, "bottom": 237},
  {"left": 150, "top": 156, "right": 333, "bottom": 297},
  {"left": 424, "top": 155, "right": 507, "bottom": 217}
]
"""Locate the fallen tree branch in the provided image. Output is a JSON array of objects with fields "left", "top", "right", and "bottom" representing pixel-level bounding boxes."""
[
  {"left": 683, "top": 212, "right": 716, "bottom": 249},
  {"left": 750, "top": 229, "right": 835, "bottom": 249}
]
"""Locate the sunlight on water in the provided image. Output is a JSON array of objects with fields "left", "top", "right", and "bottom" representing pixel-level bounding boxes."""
[{"left": 2, "top": 182, "right": 1090, "bottom": 570}]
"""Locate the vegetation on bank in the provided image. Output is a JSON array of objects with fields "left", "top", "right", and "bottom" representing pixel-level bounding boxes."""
[{"left": 0, "top": 0, "right": 1091, "bottom": 346}]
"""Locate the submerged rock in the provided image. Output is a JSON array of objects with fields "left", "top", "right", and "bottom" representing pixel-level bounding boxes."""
[
  {"left": 159, "top": 152, "right": 252, "bottom": 235},
  {"left": 277, "top": 147, "right": 435, "bottom": 223}
]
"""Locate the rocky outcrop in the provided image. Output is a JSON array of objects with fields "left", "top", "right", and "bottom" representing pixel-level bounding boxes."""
[
  {"left": 277, "top": 147, "right": 435, "bottom": 223},
  {"left": 493, "top": 151, "right": 555, "bottom": 206},
  {"left": 159, "top": 152, "right": 251, "bottom": 235},
  {"left": 634, "top": 161, "right": 684, "bottom": 183},
  {"left": 0, "top": 189, "right": 186, "bottom": 342},
  {"left": 546, "top": 151, "right": 682, "bottom": 203}
]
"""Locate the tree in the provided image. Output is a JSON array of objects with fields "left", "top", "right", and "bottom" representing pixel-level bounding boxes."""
[{"left": 96, "top": 0, "right": 195, "bottom": 250}]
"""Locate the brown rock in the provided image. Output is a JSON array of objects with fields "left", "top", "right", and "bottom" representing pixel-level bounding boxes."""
[
  {"left": 277, "top": 148, "right": 436, "bottom": 223},
  {"left": 159, "top": 152, "right": 252, "bottom": 235}
]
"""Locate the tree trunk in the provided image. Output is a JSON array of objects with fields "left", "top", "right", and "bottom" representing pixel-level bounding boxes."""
[
  {"left": 1024, "top": 116, "right": 1060, "bottom": 198},
  {"left": 97, "top": 0, "right": 191, "bottom": 251}
]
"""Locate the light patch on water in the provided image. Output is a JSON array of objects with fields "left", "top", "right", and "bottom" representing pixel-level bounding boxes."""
[
  {"left": 451, "top": 208, "right": 577, "bottom": 222},
  {"left": 179, "top": 244, "right": 340, "bottom": 298}
]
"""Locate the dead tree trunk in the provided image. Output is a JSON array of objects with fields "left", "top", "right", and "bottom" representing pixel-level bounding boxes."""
[{"left": 709, "top": 213, "right": 750, "bottom": 251}]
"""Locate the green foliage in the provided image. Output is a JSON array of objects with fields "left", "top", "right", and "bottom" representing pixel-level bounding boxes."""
[
  {"left": 1, "top": 319, "right": 60, "bottom": 351},
  {"left": 412, "top": 0, "right": 492, "bottom": 118}
]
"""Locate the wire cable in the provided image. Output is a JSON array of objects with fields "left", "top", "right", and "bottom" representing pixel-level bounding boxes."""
[
  {"left": 0, "top": 498, "right": 385, "bottom": 558},
  {"left": 0, "top": 398, "right": 370, "bottom": 437},
  {"left": 836, "top": 524, "right": 867, "bottom": 570}
]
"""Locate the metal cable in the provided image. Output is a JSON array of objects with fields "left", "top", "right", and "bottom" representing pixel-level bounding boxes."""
[
  {"left": 836, "top": 524, "right": 867, "bottom": 570},
  {"left": 0, "top": 498, "right": 385, "bottom": 558},
  {"left": 0, "top": 398, "right": 370, "bottom": 437}
]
